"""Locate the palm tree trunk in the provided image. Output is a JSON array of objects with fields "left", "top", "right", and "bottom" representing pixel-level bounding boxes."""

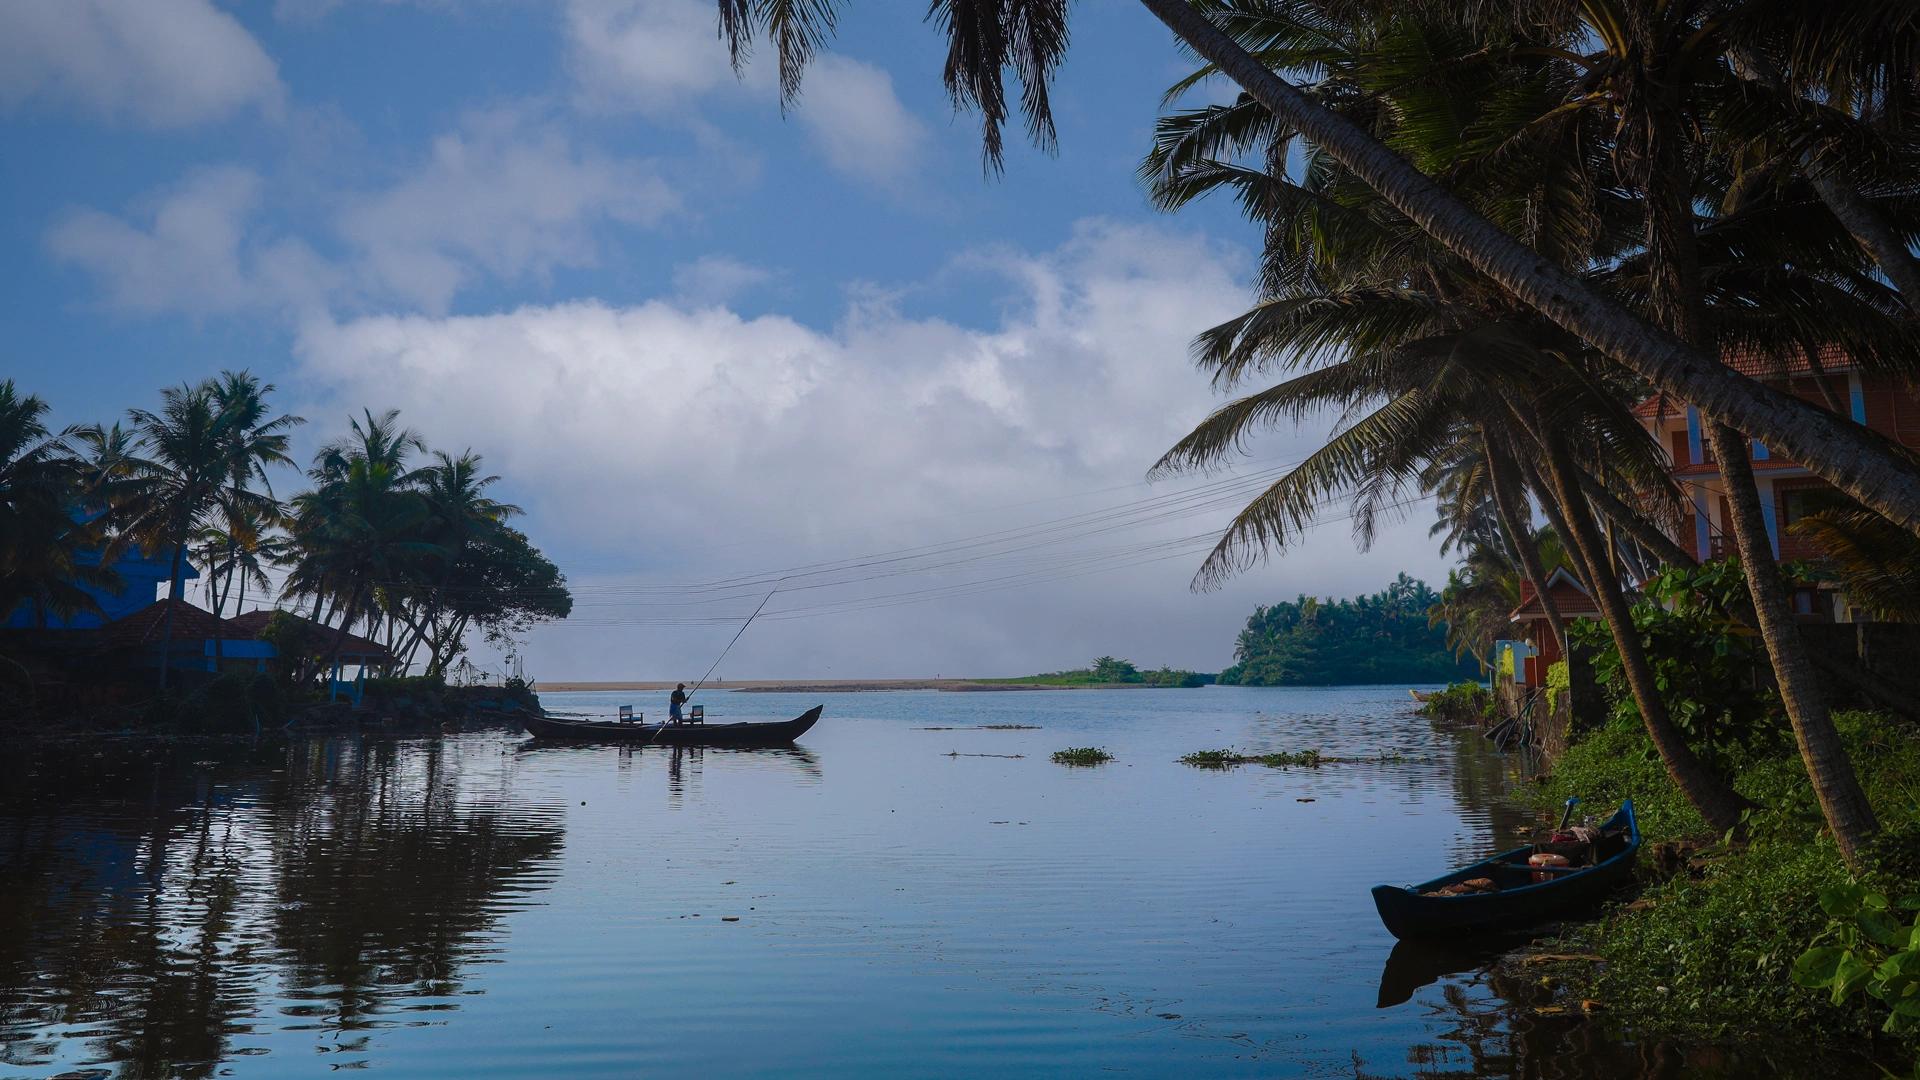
[
  {"left": 1484, "top": 437, "right": 1565, "bottom": 650},
  {"left": 157, "top": 542, "right": 185, "bottom": 691},
  {"left": 322, "top": 585, "right": 366, "bottom": 703},
  {"left": 1704, "top": 421, "right": 1878, "bottom": 865},
  {"left": 1809, "top": 173, "right": 1920, "bottom": 310},
  {"left": 1532, "top": 422, "right": 1749, "bottom": 832},
  {"left": 1575, "top": 472, "right": 1698, "bottom": 571},
  {"left": 1135, "top": 0, "right": 1920, "bottom": 535}
]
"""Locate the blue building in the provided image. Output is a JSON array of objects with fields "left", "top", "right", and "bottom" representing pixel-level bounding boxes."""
[{"left": 3, "top": 545, "right": 195, "bottom": 630}]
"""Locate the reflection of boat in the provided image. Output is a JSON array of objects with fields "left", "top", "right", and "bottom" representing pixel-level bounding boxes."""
[
  {"left": 1370, "top": 800, "right": 1640, "bottom": 940},
  {"left": 521, "top": 705, "right": 823, "bottom": 747},
  {"left": 1375, "top": 935, "right": 1533, "bottom": 1008},
  {"left": 1408, "top": 690, "right": 1432, "bottom": 703}
]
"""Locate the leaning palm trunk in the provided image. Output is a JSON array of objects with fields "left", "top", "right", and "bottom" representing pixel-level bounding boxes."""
[
  {"left": 1704, "top": 422, "right": 1879, "bottom": 865},
  {"left": 1810, "top": 174, "right": 1920, "bottom": 309},
  {"left": 1532, "top": 422, "right": 1749, "bottom": 832},
  {"left": 1484, "top": 438, "right": 1565, "bottom": 651},
  {"left": 1135, "top": 0, "right": 1920, "bottom": 536}
]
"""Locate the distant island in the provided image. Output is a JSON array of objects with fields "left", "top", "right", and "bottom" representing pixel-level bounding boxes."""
[
  {"left": 1217, "top": 574, "right": 1476, "bottom": 687},
  {"left": 982, "top": 656, "right": 1215, "bottom": 688}
]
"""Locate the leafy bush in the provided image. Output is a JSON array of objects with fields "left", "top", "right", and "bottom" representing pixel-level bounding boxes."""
[
  {"left": 1419, "top": 681, "right": 1493, "bottom": 726},
  {"left": 1567, "top": 560, "right": 1789, "bottom": 766},
  {"left": 1051, "top": 747, "right": 1113, "bottom": 766},
  {"left": 364, "top": 674, "right": 447, "bottom": 699},
  {"left": 1546, "top": 709, "right": 1920, "bottom": 1045}
]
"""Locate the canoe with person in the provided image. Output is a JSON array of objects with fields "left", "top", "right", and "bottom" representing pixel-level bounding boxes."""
[
  {"left": 1370, "top": 798, "right": 1640, "bottom": 939},
  {"left": 522, "top": 705, "right": 823, "bottom": 747}
]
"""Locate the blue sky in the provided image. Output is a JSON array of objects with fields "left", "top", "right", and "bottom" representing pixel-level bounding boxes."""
[{"left": 1, "top": 1, "right": 1448, "bottom": 679}]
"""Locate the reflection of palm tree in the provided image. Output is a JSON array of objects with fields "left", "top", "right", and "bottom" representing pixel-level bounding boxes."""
[{"left": 267, "top": 738, "right": 564, "bottom": 1027}]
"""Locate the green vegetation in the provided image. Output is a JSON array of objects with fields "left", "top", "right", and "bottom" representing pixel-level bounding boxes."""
[
  {"left": 1217, "top": 575, "right": 1475, "bottom": 687},
  {"left": 1540, "top": 709, "right": 1920, "bottom": 1047},
  {"left": 990, "top": 656, "right": 1213, "bottom": 688},
  {"left": 1050, "top": 747, "right": 1113, "bottom": 766},
  {"left": 1176, "top": 747, "right": 1396, "bottom": 769},
  {"left": 1567, "top": 561, "right": 1788, "bottom": 763},
  {"left": 1, "top": 375, "right": 571, "bottom": 717},
  {"left": 1418, "top": 682, "right": 1493, "bottom": 726}
]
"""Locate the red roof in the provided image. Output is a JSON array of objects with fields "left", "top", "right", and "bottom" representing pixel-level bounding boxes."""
[
  {"left": 1633, "top": 344, "right": 1854, "bottom": 417},
  {"left": 1509, "top": 571, "right": 1602, "bottom": 621},
  {"left": 226, "top": 608, "right": 393, "bottom": 660},
  {"left": 100, "top": 599, "right": 236, "bottom": 649}
]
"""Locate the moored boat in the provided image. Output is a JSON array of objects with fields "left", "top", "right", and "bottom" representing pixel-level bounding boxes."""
[
  {"left": 521, "top": 705, "right": 823, "bottom": 747},
  {"left": 1370, "top": 799, "right": 1640, "bottom": 940}
]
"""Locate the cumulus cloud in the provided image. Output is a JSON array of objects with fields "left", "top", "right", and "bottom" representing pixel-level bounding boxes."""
[
  {"left": 45, "top": 167, "right": 337, "bottom": 318},
  {"left": 0, "top": 0, "right": 283, "bottom": 127},
  {"left": 794, "top": 55, "right": 927, "bottom": 185},
  {"left": 51, "top": 110, "right": 674, "bottom": 318},
  {"left": 292, "top": 221, "right": 1451, "bottom": 678},
  {"left": 565, "top": 0, "right": 753, "bottom": 114},
  {"left": 337, "top": 108, "right": 679, "bottom": 312}
]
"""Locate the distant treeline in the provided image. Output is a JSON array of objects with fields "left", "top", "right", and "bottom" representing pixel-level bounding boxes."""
[
  {"left": 998, "top": 656, "right": 1215, "bottom": 688},
  {"left": 1217, "top": 574, "right": 1475, "bottom": 687}
]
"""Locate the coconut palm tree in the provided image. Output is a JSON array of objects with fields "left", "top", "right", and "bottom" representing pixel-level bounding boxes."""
[
  {"left": 0, "top": 381, "right": 113, "bottom": 627},
  {"left": 712, "top": 0, "right": 1920, "bottom": 536},
  {"left": 284, "top": 410, "right": 441, "bottom": 695},
  {"left": 112, "top": 383, "right": 231, "bottom": 689}
]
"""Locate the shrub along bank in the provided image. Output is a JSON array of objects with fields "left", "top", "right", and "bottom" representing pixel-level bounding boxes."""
[{"left": 1535, "top": 708, "right": 1920, "bottom": 1052}]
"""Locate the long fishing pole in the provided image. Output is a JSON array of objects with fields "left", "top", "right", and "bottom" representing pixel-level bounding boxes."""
[{"left": 686, "top": 578, "right": 784, "bottom": 703}]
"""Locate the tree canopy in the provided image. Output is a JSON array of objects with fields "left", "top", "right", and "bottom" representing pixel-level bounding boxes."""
[{"left": 1218, "top": 574, "right": 1474, "bottom": 686}]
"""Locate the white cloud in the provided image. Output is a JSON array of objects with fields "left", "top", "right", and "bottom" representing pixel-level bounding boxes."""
[
  {"left": 292, "top": 221, "right": 1453, "bottom": 678},
  {"left": 0, "top": 0, "right": 283, "bottom": 127},
  {"left": 794, "top": 55, "right": 926, "bottom": 185},
  {"left": 45, "top": 167, "right": 337, "bottom": 318},
  {"left": 565, "top": 0, "right": 758, "bottom": 114},
  {"left": 337, "top": 108, "right": 679, "bottom": 312},
  {"left": 52, "top": 110, "right": 675, "bottom": 318},
  {"left": 671, "top": 255, "right": 775, "bottom": 306}
]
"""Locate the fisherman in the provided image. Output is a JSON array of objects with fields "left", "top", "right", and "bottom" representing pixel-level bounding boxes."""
[{"left": 669, "top": 683, "right": 689, "bottom": 724}]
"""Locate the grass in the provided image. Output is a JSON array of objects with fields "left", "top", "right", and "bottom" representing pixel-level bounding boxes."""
[
  {"left": 1535, "top": 710, "right": 1920, "bottom": 1046},
  {"left": 1050, "top": 746, "right": 1113, "bottom": 766}
]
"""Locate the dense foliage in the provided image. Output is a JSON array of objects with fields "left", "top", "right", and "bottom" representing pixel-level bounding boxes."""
[
  {"left": 0, "top": 376, "right": 572, "bottom": 693},
  {"left": 1540, "top": 710, "right": 1920, "bottom": 1045},
  {"left": 1218, "top": 575, "right": 1474, "bottom": 686},
  {"left": 1567, "top": 560, "right": 1789, "bottom": 764}
]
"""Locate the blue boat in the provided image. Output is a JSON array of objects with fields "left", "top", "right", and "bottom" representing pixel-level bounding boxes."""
[{"left": 1370, "top": 799, "right": 1640, "bottom": 940}]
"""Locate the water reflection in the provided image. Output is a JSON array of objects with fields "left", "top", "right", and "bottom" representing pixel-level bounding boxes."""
[{"left": 0, "top": 735, "right": 563, "bottom": 1078}]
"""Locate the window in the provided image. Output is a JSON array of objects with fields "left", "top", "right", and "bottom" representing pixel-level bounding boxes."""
[{"left": 1779, "top": 485, "right": 1848, "bottom": 527}]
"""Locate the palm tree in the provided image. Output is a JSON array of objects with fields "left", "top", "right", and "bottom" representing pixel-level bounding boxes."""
[
  {"left": 391, "top": 450, "right": 521, "bottom": 674},
  {"left": 284, "top": 410, "right": 440, "bottom": 696},
  {"left": 711, "top": 0, "right": 1920, "bottom": 537},
  {"left": 203, "top": 372, "right": 301, "bottom": 668},
  {"left": 113, "top": 383, "right": 229, "bottom": 689},
  {"left": 0, "top": 382, "right": 113, "bottom": 627}
]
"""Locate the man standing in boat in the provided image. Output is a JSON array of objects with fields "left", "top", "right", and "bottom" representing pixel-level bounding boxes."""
[{"left": 669, "top": 683, "right": 688, "bottom": 724}]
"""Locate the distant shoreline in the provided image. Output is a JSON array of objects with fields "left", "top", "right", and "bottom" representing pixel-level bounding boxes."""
[{"left": 536, "top": 678, "right": 1186, "bottom": 694}]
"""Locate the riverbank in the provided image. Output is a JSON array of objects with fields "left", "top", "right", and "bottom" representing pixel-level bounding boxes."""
[{"left": 1520, "top": 708, "right": 1920, "bottom": 1064}]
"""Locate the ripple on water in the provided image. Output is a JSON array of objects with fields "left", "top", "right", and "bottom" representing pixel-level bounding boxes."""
[{"left": 0, "top": 686, "right": 1871, "bottom": 1078}]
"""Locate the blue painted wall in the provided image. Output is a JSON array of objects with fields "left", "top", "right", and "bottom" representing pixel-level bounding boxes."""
[{"left": 4, "top": 546, "right": 197, "bottom": 630}]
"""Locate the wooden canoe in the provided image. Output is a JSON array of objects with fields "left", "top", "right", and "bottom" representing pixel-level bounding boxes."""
[
  {"left": 1370, "top": 799, "right": 1640, "bottom": 940},
  {"left": 521, "top": 705, "right": 823, "bottom": 747}
]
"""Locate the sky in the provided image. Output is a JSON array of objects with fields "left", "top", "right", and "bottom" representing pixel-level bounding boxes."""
[{"left": 0, "top": 0, "right": 1452, "bottom": 680}]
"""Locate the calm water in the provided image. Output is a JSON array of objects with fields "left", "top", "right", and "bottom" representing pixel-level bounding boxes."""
[{"left": 0, "top": 686, "right": 1853, "bottom": 1078}]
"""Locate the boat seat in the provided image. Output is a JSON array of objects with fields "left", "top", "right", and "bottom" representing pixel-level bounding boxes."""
[{"left": 687, "top": 705, "right": 704, "bottom": 724}]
